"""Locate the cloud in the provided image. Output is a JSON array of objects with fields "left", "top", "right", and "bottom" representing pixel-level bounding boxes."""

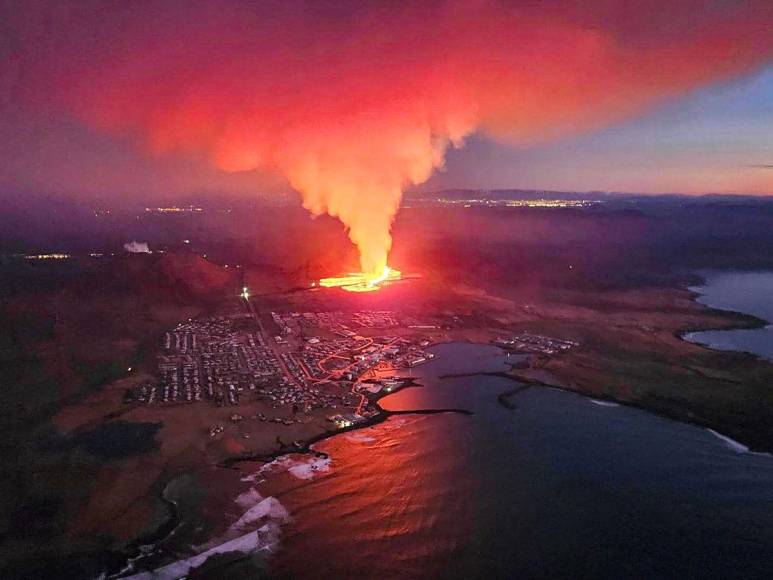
[
  {"left": 123, "top": 241, "right": 152, "bottom": 254},
  {"left": 3, "top": 0, "right": 772, "bottom": 273}
]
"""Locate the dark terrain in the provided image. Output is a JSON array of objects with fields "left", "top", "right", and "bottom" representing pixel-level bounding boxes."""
[{"left": 2, "top": 191, "right": 773, "bottom": 577}]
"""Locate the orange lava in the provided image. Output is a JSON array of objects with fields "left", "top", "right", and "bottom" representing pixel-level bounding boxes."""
[{"left": 319, "top": 266, "right": 401, "bottom": 293}]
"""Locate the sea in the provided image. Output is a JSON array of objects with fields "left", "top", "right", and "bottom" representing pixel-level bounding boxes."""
[
  {"left": 254, "top": 342, "right": 773, "bottom": 579},
  {"left": 684, "top": 271, "right": 773, "bottom": 361},
  {"left": 127, "top": 320, "right": 773, "bottom": 579}
]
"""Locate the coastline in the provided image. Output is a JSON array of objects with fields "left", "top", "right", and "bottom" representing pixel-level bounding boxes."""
[
  {"left": 102, "top": 277, "right": 773, "bottom": 576},
  {"left": 675, "top": 280, "right": 770, "bottom": 359},
  {"left": 110, "top": 372, "right": 475, "bottom": 577},
  {"left": 440, "top": 366, "right": 773, "bottom": 458},
  {"left": 221, "top": 376, "right": 472, "bottom": 469},
  {"left": 511, "top": 279, "right": 773, "bottom": 453},
  {"left": 438, "top": 275, "right": 773, "bottom": 453}
]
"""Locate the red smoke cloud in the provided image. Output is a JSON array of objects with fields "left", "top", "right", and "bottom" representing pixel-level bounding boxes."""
[{"left": 5, "top": 0, "right": 773, "bottom": 275}]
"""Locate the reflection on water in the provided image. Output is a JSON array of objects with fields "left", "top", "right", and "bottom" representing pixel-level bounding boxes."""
[
  {"left": 269, "top": 343, "right": 773, "bottom": 579},
  {"left": 271, "top": 414, "right": 476, "bottom": 578},
  {"left": 686, "top": 271, "right": 773, "bottom": 361}
]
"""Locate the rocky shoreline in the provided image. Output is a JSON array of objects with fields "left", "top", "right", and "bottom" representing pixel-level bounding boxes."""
[{"left": 108, "top": 372, "right": 477, "bottom": 577}]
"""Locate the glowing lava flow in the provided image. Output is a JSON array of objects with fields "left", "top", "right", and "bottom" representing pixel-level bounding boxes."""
[{"left": 319, "top": 267, "right": 402, "bottom": 293}]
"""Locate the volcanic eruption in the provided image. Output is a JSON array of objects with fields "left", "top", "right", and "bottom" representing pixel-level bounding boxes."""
[
  {"left": 7, "top": 0, "right": 772, "bottom": 290},
  {"left": 319, "top": 266, "right": 402, "bottom": 293}
]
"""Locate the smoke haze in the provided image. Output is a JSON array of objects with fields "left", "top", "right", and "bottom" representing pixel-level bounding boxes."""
[
  {"left": 3, "top": 0, "right": 772, "bottom": 274},
  {"left": 123, "top": 241, "right": 151, "bottom": 254}
]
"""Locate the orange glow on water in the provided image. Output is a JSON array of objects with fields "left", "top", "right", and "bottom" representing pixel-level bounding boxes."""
[{"left": 320, "top": 266, "right": 402, "bottom": 293}]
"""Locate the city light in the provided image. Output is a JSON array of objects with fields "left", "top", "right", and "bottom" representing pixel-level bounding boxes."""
[
  {"left": 144, "top": 206, "right": 203, "bottom": 213},
  {"left": 413, "top": 197, "right": 602, "bottom": 209},
  {"left": 24, "top": 253, "right": 71, "bottom": 260}
]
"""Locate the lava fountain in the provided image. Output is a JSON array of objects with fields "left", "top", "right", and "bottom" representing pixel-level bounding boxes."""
[
  {"left": 319, "top": 266, "right": 402, "bottom": 293},
  {"left": 15, "top": 1, "right": 773, "bottom": 291}
]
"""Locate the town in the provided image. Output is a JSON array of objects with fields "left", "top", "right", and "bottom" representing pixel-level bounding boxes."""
[
  {"left": 494, "top": 332, "right": 579, "bottom": 355},
  {"left": 126, "top": 307, "right": 436, "bottom": 431}
]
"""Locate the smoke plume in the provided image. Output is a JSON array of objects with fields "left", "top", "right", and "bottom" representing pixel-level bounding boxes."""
[
  {"left": 5, "top": 1, "right": 772, "bottom": 275},
  {"left": 123, "top": 241, "right": 152, "bottom": 254}
]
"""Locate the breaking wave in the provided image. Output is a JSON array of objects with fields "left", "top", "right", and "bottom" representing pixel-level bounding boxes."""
[
  {"left": 345, "top": 431, "right": 377, "bottom": 444},
  {"left": 707, "top": 428, "right": 750, "bottom": 453},
  {"left": 258, "top": 453, "right": 333, "bottom": 481},
  {"left": 125, "top": 489, "right": 290, "bottom": 579},
  {"left": 589, "top": 399, "right": 620, "bottom": 408}
]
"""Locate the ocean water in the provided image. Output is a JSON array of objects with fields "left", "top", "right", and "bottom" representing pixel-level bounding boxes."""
[
  {"left": 264, "top": 343, "right": 773, "bottom": 579},
  {"left": 685, "top": 271, "right": 773, "bottom": 361}
]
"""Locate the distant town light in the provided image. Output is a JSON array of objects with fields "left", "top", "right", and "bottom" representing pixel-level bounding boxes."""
[
  {"left": 23, "top": 253, "right": 70, "bottom": 260},
  {"left": 145, "top": 206, "right": 203, "bottom": 213},
  {"left": 419, "top": 197, "right": 601, "bottom": 209}
]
